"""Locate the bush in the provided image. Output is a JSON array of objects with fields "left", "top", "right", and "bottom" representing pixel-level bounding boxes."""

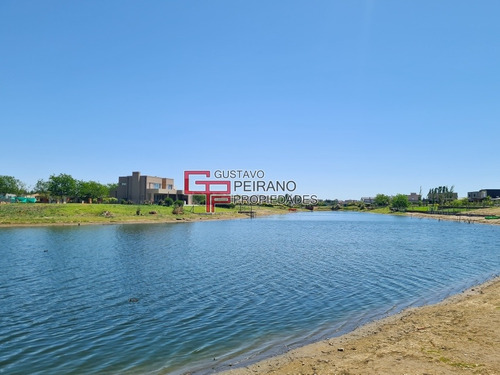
[
  {"left": 172, "top": 206, "right": 183, "bottom": 215},
  {"left": 102, "top": 197, "right": 118, "bottom": 204},
  {"left": 193, "top": 195, "right": 206, "bottom": 205},
  {"left": 164, "top": 197, "right": 174, "bottom": 207},
  {"left": 391, "top": 194, "right": 410, "bottom": 212},
  {"left": 216, "top": 203, "right": 236, "bottom": 209}
]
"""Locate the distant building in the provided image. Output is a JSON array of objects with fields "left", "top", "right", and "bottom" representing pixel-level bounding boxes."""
[
  {"left": 467, "top": 191, "right": 481, "bottom": 202},
  {"left": 116, "top": 171, "right": 192, "bottom": 204},
  {"left": 361, "top": 197, "right": 375, "bottom": 204},
  {"left": 406, "top": 192, "right": 421, "bottom": 203},
  {"left": 468, "top": 189, "right": 500, "bottom": 202}
]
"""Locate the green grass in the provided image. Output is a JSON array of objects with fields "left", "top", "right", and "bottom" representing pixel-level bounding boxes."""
[
  {"left": 407, "top": 206, "right": 431, "bottom": 212},
  {"left": 0, "top": 203, "right": 285, "bottom": 225},
  {"left": 438, "top": 356, "right": 482, "bottom": 369},
  {"left": 369, "top": 207, "right": 392, "bottom": 214}
]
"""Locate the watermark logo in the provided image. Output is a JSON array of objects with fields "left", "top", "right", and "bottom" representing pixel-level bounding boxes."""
[
  {"left": 184, "top": 171, "right": 232, "bottom": 213},
  {"left": 184, "top": 169, "right": 317, "bottom": 212}
]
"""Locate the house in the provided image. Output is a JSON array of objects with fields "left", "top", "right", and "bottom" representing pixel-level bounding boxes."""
[
  {"left": 467, "top": 191, "right": 481, "bottom": 202},
  {"left": 361, "top": 197, "right": 375, "bottom": 204},
  {"left": 468, "top": 189, "right": 500, "bottom": 202},
  {"left": 116, "top": 171, "right": 192, "bottom": 204},
  {"left": 406, "top": 193, "right": 421, "bottom": 203}
]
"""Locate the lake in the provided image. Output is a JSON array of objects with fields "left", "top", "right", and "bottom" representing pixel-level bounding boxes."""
[{"left": 0, "top": 212, "right": 499, "bottom": 374}]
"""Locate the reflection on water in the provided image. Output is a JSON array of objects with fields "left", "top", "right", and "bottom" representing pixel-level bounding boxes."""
[{"left": 0, "top": 212, "right": 499, "bottom": 374}]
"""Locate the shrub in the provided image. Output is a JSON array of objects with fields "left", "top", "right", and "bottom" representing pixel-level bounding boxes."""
[
  {"left": 391, "top": 194, "right": 410, "bottom": 212},
  {"left": 102, "top": 197, "right": 118, "bottom": 204},
  {"left": 216, "top": 203, "right": 236, "bottom": 209}
]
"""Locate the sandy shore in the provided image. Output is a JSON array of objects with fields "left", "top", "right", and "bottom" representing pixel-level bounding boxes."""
[
  {"left": 221, "top": 276, "right": 500, "bottom": 375},
  {"left": 407, "top": 212, "right": 500, "bottom": 226}
]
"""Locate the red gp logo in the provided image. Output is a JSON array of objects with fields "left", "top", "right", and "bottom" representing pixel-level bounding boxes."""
[{"left": 184, "top": 171, "right": 232, "bottom": 213}]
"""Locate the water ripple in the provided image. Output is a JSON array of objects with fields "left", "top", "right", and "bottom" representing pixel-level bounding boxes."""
[{"left": 0, "top": 213, "right": 498, "bottom": 374}]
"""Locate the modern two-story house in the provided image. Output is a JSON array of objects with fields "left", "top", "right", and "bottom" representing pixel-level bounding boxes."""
[{"left": 116, "top": 171, "right": 192, "bottom": 204}]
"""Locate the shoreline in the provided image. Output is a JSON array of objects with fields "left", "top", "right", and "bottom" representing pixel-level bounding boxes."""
[
  {"left": 0, "top": 206, "right": 291, "bottom": 228},
  {"left": 406, "top": 211, "right": 500, "bottom": 226},
  {"left": 2, "top": 205, "right": 499, "bottom": 228},
  {"left": 0, "top": 215, "right": 246, "bottom": 228},
  {"left": 220, "top": 275, "right": 500, "bottom": 374}
]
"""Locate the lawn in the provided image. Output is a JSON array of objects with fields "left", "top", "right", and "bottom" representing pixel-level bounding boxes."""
[{"left": 0, "top": 203, "right": 284, "bottom": 225}]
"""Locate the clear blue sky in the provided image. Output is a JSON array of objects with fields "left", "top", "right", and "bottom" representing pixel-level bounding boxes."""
[{"left": 1, "top": 1, "right": 499, "bottom": 199}]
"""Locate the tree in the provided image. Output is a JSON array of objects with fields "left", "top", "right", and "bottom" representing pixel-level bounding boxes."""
[
  {"left": 76, "top": 180, "right": 109, "bottom": 202},
  {"left": 192, "top": 194, "right": 206, "bottom": 205},
  {"left": 34, "top": 179, "right": 49, "bottom": 194},
  {"left": 174, "top": 199, "right": 185, "bottom": 207},
  {"left": 374, "top": 194, "right": 391, "bottom": 207},
  {"left": 483, "top": 196, "right": 493, "bottom": 206},
  {"left": 107, "top": 183, "right": 118, "bottom": 193},
  {"left": 453, "top": 197, "right": 469, "bottom": 207},
  {"left": 391, "top": 194, "right": 409, "bottom": 211},
  {"left": 48, "top": 173, "right": 77, "bottom": 202},
  {"left": 427, "top": 185, "right": 455, "bottom": 205},
  {"left": 0, "top": 175, "right": 25, "bottom": 196},
  {"left": 34, "top": 179, "right": 50, "bottom": 201}
]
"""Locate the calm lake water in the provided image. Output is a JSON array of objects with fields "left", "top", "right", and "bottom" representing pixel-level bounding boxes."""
[{"left": 1, "top": 212, "right": 499, "bottom": 374}]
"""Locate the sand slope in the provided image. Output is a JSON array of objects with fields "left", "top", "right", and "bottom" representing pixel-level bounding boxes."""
[{"left": 221, "top": 277, "right": 500, "bottom": 375}]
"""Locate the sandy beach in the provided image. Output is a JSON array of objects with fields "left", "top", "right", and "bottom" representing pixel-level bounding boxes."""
[
  {"left": 407, "top": 211, "right": 500, "bottom": 226},
  {"left": 221, "top": 276, "right": 500, "bottom": 375},
  {"left": 219, "top": 210, "right": 500, "bottom": 375}
]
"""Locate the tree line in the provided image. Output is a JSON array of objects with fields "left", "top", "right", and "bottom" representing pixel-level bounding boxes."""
[
  {"left": 427, "top": 185, "right": 456, "bottom": 205},
  {"left": 372, "top": 185, "right": 458, "bottom": 211},
  {"left": 0, "top": 174, "right": 117, "bottom": 203}
]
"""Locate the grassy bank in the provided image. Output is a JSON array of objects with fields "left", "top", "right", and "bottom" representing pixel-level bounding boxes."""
[
  {"left": 326, "top": 205, "right": 500, "bottom": 217},
  {"left": 0, "top": 203, "right": 289, "bottom": 226}
]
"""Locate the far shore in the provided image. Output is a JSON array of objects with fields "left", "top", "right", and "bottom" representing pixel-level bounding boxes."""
[
  {"left": 0, "top": 213, "right": 250, "bottom": 228},
  {"left": 2, "top": 202, "right": 500, "bottom": 228},
  {"left": 407, "top": 210, "right": 500, "bottom": 226},
  {"left": 0, "top": 203, "right": 291, "bottom": 228},
  {"left": 220, "top": 275, "right": 500, "bottom": 374}
]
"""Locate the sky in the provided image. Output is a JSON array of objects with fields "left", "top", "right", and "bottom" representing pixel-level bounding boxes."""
[{"left": 1, "top": 1, "right": 499, "bottom": 200}]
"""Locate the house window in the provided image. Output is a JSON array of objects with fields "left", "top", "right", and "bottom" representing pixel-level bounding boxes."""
[
  {"left": 168, "top": 184, "right": 173, "bottom": 190},
  {"left": 149, "top": 183, "right": 161, "bottom": 189},
  {"left": 121, "top": 182, "right": 127, "bottom": 186}
]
